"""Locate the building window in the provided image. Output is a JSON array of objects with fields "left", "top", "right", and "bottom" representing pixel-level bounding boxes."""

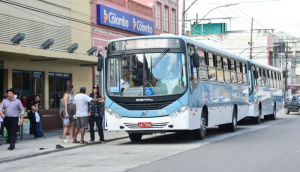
[
  {"left": 164, "top": 6, "right": 169, "bottom": 32},
  {"left": 12, "top": 70, "right": 44, "bottom": 107},
  {"left": 171, "top": 9, "right": 176, "bottom": 34},
  {"left": 156, "top": 3, "right": 161, "bottom": 29},
  {"left": 49, "top": 73, "right": 72, "bottom": 109}
]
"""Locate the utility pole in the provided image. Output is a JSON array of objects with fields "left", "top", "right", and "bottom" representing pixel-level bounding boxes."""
[
  {"left": 285, "top": 41, "right": 288, "bottom": 98},
  {"left": 181, "top": 0, "right": 185, "bottom": 35},
  {"left": 250, "top": 18, "right": 253, "bottom": 59}
]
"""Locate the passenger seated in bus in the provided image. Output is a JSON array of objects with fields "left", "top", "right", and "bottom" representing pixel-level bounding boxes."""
[{"left": 120, "top": 73, "right": 130, "bottom": 92}]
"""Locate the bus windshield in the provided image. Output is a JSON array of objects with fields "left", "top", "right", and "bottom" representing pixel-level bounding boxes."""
[{"left": 106, "top": 52, "right": 187, "bottom": 97}]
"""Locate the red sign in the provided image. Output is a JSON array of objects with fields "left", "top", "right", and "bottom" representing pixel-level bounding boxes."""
[
  {"left": 67, "top": 80, "right": 70, "bottom": 86},
  {"left": 138, "top": 122, "right": 152, "bottom": 127},
  {"left": 288, "top": 85, "right": 296, "bottom": 89}
]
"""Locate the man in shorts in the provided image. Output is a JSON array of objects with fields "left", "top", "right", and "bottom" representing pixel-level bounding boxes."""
[{"left": 73, "top": 87, "right": 104, "bottom": 144}]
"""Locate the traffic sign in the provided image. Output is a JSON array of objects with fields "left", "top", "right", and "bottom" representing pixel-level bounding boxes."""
[{"left": 288, "top": 85, "right": 296, "bottom": 89}]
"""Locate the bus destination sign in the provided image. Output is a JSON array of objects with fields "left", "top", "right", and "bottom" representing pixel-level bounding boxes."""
[{"left": 112, "top": 39, "right": 180, "bottom": 51}]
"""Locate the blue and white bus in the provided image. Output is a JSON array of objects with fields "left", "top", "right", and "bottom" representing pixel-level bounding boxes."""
[
  {"left": 100, "top": 35, "right": 282, "bottom": 141},
  {"left": 247, "top": 60, "right": 283, "bottom": 124}
]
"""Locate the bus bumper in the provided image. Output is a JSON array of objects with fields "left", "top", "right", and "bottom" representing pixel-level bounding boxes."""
[{"left": 105, "top": 109, "right": 201, "bottom": 132}]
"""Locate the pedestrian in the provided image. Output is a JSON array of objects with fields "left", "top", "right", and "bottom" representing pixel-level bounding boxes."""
[
  {"left": 62, "top": 85, "right": 75, "bottom": 143},
  {"left": 0, "top": 88, "right": 25, "bottom": 150},
  {"left": 88, "top": 85, "right": 106, "bottom": 143},
  {"left": 26, "top": 95, "right": 39, "bottom": 139},
  {"left": 0, "top": 101, "right": 2, "bottom": 145},
  {"left": 21, "top": 95, "right": 27, "bottom": 108},
  {"left": 35, "top": 95, "right": 45, "bottom": 139},
  {"left": 73, "top": 86, "right": 104, "bottom": 144}
]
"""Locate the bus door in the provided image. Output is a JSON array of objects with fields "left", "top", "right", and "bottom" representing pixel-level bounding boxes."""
[{"left": 247, "top": 61, "right": 254, "bottom": 103}]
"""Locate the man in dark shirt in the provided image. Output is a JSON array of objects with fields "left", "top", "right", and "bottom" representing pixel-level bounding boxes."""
[{"left": 88, "top": 85, "right": 105, "bottom": 143}]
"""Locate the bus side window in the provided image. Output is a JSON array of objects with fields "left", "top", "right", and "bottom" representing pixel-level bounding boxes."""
[
  {"left": 217, "top": 55, "right": 224, "bottom": 82},
  {"left": 272, "top": 71, "right": 276, "bottom": 88},
  {"left": 269, "top": 70, "right": 273, "bottom": 88},
  {"left": 278, "top": 72, "right": 280, "bottom": 88},
  {"left": 198, "top": 48, "right": 208, "bottom": 80},
  {"left": 258, "top": 67, "right": 262, "bottom": 86},
  {"left": 243, "top": 63, "right": 247, "bottom": 85},
  {"left": 224, "top": 57, "right": 231, "bottom": 84},
  {"left": 252, "top": 65, "right": 257, "bottom": 86},
  {"left": 279, "top": 73, "right": 282, "bottom": 88},
  {"left": 208, "top": 53, "right": 216, "bottom": 81},
  {"left": 236, "top": 61, "right": 242, "bottom": 85},
  {"left": 231, "top": 59, "right": 237, "bottom": 84},
  {"left": 266, "top": 70, "right": 270, "bottom": 87}
]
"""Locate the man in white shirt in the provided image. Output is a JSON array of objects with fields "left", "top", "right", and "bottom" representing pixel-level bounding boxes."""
[
  {"left": 120, "top": 73, "right": 130, "bottom": 92},
  {"left": 73, "top": 87, "right": 104, "bottom": 144}
]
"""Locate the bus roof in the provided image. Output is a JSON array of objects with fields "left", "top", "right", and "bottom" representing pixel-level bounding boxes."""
[
  {"left": 250, "top": 60, "right": 281, "bottom": 73},
  {"left": 107, "top": 35, "right": 280, "bottom": 72},
  {"left": 108, "top": 35, "right": 247, "bottom": 62}
]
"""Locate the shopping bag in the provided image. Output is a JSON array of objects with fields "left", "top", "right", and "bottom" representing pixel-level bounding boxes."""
[
  {"left": 3, "top": 127, "right": 8, "bottom": 138},
  {"left": 35, "top": 112, "right": 40, "bottom": 122},
  {"left": 63, "top": 118, "right": 70, "bottom": 127}
]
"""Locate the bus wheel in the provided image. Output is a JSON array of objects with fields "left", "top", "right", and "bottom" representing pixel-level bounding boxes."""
[
  {"left": 252, "top": 109, "right": 261, "bottom": 124},
  {"left": 269, "top": 106, "right": 276, "bottom": 120},
  {"left": 192, "top": 111, "right": 206, "bottom": 140},
  {"left": 226, "top": 107, "right": 237, "bottom": 132},
  {"left": 129, "top": 133, "right": 143, "bottom": 141}
]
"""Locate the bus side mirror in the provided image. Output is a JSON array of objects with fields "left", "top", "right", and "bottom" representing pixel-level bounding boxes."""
[
  {"left": 97, "top": 56, "right": 103, "bottom": 71},
  {"left": 193, "top": 52, "right": 200, "bottom": 67},
  {"left": 254, "top": 70, "right": 259, "bottom": 79}
]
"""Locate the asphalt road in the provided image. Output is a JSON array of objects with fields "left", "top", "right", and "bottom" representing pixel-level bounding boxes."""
[{"left": 0, "top": 110, "right": 299, "bottom": 172}]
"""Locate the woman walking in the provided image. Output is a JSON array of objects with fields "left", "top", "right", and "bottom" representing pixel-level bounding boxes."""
[
  {"left": 26, "top": 95, "right": 39, "bottom": 139},
  {"left": 62, "top": 85, "right": 76, "bottom": 143}
]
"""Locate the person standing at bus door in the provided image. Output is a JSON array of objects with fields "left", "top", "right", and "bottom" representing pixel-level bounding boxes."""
[
  {"left": 26, "top": 95, "right": 39, "bottom": 139},
  {"left": 0, "top": 88, "right": 25, "bottom": 150},
  {"left": 73, "top": 87, "right": 104, "bottom": 144},
  {"left": 62, "top": 85, "right": 75, "bottom": 143},
  {"left": 88, "top": 85, "right": 106, "bottom": 143}
]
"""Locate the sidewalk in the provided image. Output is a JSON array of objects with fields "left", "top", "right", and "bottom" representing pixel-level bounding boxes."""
[{"left": 0, "top": 128, "right": 128, "bottom": 162}]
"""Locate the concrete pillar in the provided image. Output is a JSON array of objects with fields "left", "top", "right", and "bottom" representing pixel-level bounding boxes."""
[
  {"left": 44, "top": 71, "right": 49, "bottom": 109},
  {"left": 7, "top": 68, "right": 12, "bottom": 89}
]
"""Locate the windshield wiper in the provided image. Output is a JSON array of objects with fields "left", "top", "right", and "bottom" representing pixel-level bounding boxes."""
[
  {"left": 151, "top": 48, "right": 170, "bottom": 68},
  {"left": 121, "top": 50, "right": 136, "bottom": 68}
]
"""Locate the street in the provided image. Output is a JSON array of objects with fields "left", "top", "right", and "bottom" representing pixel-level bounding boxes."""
[{"left": 0, "top": 110, "right": 299, "bottom": 172}]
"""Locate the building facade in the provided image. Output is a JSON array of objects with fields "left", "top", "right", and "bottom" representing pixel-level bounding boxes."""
[
  {"left": 0, "top": 0, "right": 94, "bottom": 130},
  {"left": 90, "top": 0, "right": 179, "bottom": 93}
]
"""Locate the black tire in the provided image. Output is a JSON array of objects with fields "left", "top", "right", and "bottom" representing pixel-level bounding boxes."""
[
  {"left": 218, "top": 124, "right": 227, "bottom": 132},
  {"left": 192, "top": 111, "right": 207, "bottom": 140},
  {"left": 253, "top": 109, "right": 261, "bottom": 124},
  {"left": 285, "top": 107, "right": 289, "bottom": 114},
  {"left": 226, "top": 107, "right": 237, "bottom": 132},
  {"left": 129, "top": 133, "right": 143, "bottom": 141},
  {"left": 269, "top": 106, "right": 276, "bottom": 120}
]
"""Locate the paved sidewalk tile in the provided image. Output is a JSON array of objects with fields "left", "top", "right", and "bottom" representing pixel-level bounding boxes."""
[{"left": 0, "top": 129, "right": 128, "bottom": 161}]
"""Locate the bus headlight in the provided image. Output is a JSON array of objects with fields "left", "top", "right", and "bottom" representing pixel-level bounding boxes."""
[
  {"left": 169, "top": 105, "right": 189, "bottom": 118},
  {"left": 106, "top": 108, "right": 122, "bottom": 119}
]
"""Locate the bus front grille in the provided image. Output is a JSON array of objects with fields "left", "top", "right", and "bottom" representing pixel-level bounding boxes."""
[
  {"left": 124, "top": 122, "right": 169, "bottom": 129},
  {"left": 117, "top": 100, "right": 175, "bottom": 110}
]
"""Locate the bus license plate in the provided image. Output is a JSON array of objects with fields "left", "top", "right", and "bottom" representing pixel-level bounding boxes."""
[{"left": 138, "top": 122, "right": 152, "bottom": 127}]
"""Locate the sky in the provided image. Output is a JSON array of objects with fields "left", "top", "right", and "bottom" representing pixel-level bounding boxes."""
[{"left": 179, "top": 0, "right": 300, "bottom": 38}]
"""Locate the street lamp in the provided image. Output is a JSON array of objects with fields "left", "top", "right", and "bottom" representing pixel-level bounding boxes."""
[{"left": 188, "top": 3, "right": 239, "bottom": 35}]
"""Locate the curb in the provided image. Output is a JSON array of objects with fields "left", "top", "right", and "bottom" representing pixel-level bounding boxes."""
[{"left": 0, "top": 135, "right": 128, "bottom": 164}]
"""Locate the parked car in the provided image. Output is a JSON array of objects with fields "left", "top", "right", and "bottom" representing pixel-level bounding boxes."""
[{"left": 285, "top": 95, "right": 300, "bottom": 115}]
